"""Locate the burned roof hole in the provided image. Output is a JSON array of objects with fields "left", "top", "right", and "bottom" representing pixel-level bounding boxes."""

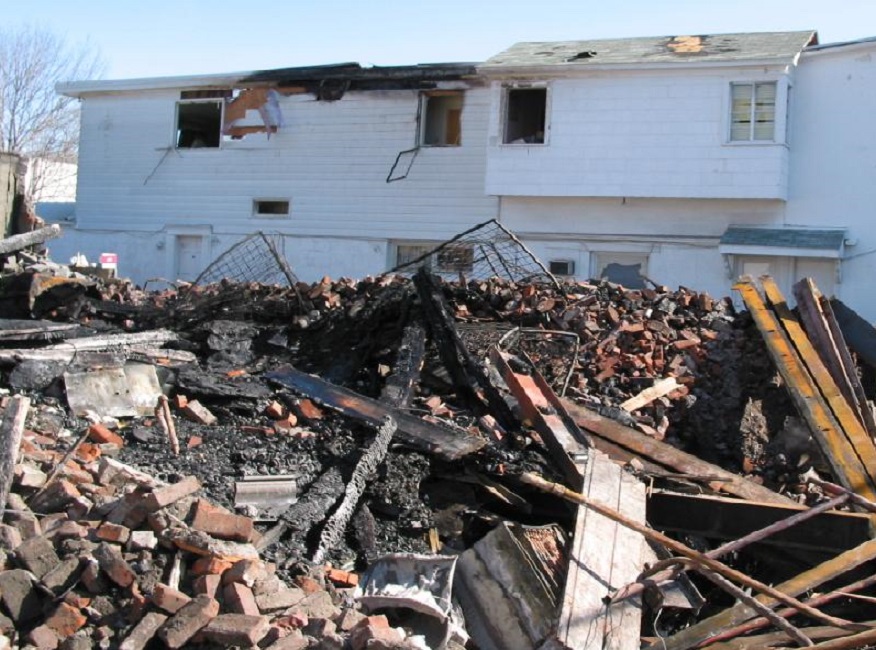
[{"left": 567, "top": 50, "right": 597, "bottom": 61}]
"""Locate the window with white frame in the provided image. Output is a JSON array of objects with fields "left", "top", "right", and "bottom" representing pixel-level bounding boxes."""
[
  {"left": 395, "top": 243, "right": 435, "bottom": 270},
  {"left": 503, "top": 87, "right": 547, "bottom": 144},
  {"left": 394, "top": 242, "right": 474, "bottom": 273},
  {"left": 421, "top": 92, "right": 463, "bottom": 146},
  {"left": 176, "top": 100, "right": 223, "bottom": 148},
  {"left": 592, "top": 252, "right": 649, "bottom": 289},
  {"left": 730, "top": 82, "right": 777, "bottom": 142}
]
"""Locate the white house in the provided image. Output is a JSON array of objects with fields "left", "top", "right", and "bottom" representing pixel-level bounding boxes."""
[{"left": 56, "top": 31, "right": 876, "bottom": 320}]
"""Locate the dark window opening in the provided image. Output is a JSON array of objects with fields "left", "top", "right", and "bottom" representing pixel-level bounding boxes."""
[
  {"left": 176, "top": 101, "right": 222, "bottom": 148},
  {"left": 254, "top": 200, "right": 290, "bottom": 216},
  {"left": 550, "top": 260, "right": 575, "bottom": 276},
  {"left": 598, "top": 261, "right": 646, "bottom": 289},
  {"left": 504, "top": 88, "right": 547, "bottom": 144},
  {"left": 422, "top": 93, "right": 463, "bottom": 146}
]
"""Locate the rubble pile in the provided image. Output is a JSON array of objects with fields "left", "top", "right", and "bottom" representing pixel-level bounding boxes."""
[{"left": 3, "top": 230, "right": 876, "bottom": 649}]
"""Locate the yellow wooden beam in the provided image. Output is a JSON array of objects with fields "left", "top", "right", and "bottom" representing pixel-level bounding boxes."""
[{"left": 734, "top": 279, "right": 876, "bottom": 502}]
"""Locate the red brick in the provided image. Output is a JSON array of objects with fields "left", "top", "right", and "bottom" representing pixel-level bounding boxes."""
[
  {"left": 151, "top": 583, "right": 191, "bottom": 614},
  {"left": 223, "top": 583, "right": 260, "bottom": 616},
  {"left": 294, "top": 575, "right": 322, "bottom": 594},
  {"left": 193, "top": 574, "right": 222, "bottom": 599},
  {"left": 187, "top": 435, "right": 203, "bottom": 449},
  {"left": 74, "top": 442, "right": 102, "bottom": 463},
  {"left": 29, "top": 479, "right": 81, "bottom": 513},
  {"left": 95, "top": 522, "right": 130, "bottom": 544},
  {"left": 264, "top": 401, "right": 286, "bottom": 419},
  {"left": 157, "top": 595, "right": 219, "bottom": 649},
  {"left": 87, "top": 423, "right": 124, "bottom": 446},
  {"left": 350, "top": 622, "right": 403, "bottom": 650},
  {"left": 119, "top": 611, "right": 168, "bottom": 650},
  {"left": 182, "top": 400, "right": 217, "bottom": 425},
  {"left": 143, "top": 476, "right": 201, "bottom": 511},
  {"left": 203, "top": 614, "right": 271, "bottom": 647},
  {"left": 44, "top": 602, "right": 87, "bottom": 636},
  {"left": 222, "top": 558, "right": 270, "bottom": 587},
  {"left": 296, "top": 399, "right": 323, "bottom": 420},
  {"left": 191, "top": 499, "right": 253, "bottom": 542},
  {"left": 93, "top": 542, "right": 135, "bottom": 588},
  {"left": 173, "top": 394, "right": 188, "bottom": 409},
  {"left": 325, "top": 567, "right": 358, "bottom": 587},
  {"left": 191, "top": 556, "right": 233, "bottom": 576},
  {"left": 26, "top": 625, "right": 60, "bottom": 649}
]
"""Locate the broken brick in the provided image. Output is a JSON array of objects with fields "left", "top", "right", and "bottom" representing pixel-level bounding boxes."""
[
  {"left": 26, "top": 625, "right": 60, "bottom": 649},
  {"left": 202, "top": 613, "right": 271, "bottom": 647},
  {"left": 95, "top": 522, "right": 131, "bottom": 544},
  {"left": 127, "top": 530, "right": 157, "bottom": 551},
  {"left": 295, "top": 399, "right": 323, "bottom": 420},
  {"left": 87, "top": 423, "right": 124, "bottom": 446},
  {"left": 182, "top": 400, "right": 217, "bottom": 425},
  {"left": 41, "top": 557, "right": 82, "bottom": 594},
  {"left": 223, "top": 558, "right": 270, "bottom": 587},
  {"left": 0, "top": 569, "right": 42, "bottom": 624},
  {"left": 118, "top": 611, "right": 168, "bottom": 650},
  {"left": 325, "top": 567, "right": 358, "bottom": 587},
  {"left": 44, "top": 602, "right": 87, "bottom": 637},
  {"left": 157, "top": 595, "right": 220, "bottom": 649},
  {"left": 151, "top": 583, "right": 191, "bottom": 614},
  {"left": 223, "top": 582, "right": 260, "bottom": 616},
  {"left": 255, "top": 586, "right": 306, "bottom": 612},
  {"left": 143, "top": 475, "right": 201, "bottom": 511},
  {"left": 93, "top": 541, "right": 136, "bottom": 587},
  {"left": 191, "top": 556, "right": 233, "bottom": 576},
  {"left": 14, "top": 534, "right": 59, "bottom": 579},
  {"left": 29, "top": 479, "right": 81, "bottom": 513},
  {"left": 191, "top": 498, "right": 253, "bottom": 542},
  {"left": 264, "top": 401, "right": 286, "bottom": 419},
  {"left": 0, "top": 525, "right": 21, "bottom": 552},
  {"left": 193, "top": 573, "right": 222, "bottom": 598}
]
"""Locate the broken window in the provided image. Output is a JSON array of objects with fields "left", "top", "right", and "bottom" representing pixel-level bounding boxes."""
[
  {"left": 593, "top": 252, "right": 648, "bottom": 289},
  {"left": 176, "top": 101, "right": 222, "bottom": 148},
  {"left": 395, "top": 244, "right": 437, "bottom": 270},
  {"left": 503, "top": 87, "right": 547, "bottom": 144},
  {"left": 253, "top": 200, "right": 290, "bottom": 217},
  {"left": 421, "top": 92, "right": 463, "bottom": 146},
  {"left": 436, "top": 244, "right": 474, "bottom": 273},
  {"left": 549, "top": 259, "right": 575, "bottom": 276},
  {"left": 730, "top": 82, "right": 777, "bottom": 142},
  {"left": 394, "top": 243, "right": 475, "bottom": 274}
]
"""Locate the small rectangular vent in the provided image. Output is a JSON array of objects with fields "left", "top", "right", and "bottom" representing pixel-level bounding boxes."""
[{"left": 549, "top": 260, "right": 575, "bottom": 276}]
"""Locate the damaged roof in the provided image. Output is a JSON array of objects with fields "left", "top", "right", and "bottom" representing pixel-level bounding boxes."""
[
  {"left": 720, "top": 226, "right": 846, "bottom": 258},
  {"left": 58, "top": 62, "right": 479, "bottom": 97},
  {"left": 482, "top": 31, "right": 818, "bottom": 70}
]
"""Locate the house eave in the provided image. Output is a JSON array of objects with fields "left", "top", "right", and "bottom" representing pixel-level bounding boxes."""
[{"left": 477, "top": 57, "right": 796, "bottom": 78}]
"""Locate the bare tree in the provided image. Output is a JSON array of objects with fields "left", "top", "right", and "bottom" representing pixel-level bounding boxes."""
[{"left": 0, "top": 25, "right": 105, "bottom": 202}]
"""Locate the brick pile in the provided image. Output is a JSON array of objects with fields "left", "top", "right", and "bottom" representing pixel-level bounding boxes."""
[{"left": 0, "top": 413, "right": 425, "bottom": 650}]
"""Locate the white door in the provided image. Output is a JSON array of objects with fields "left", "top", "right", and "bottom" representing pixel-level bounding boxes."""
[{"left": 175, "top": 235, "right": 203, "bottom": 281}]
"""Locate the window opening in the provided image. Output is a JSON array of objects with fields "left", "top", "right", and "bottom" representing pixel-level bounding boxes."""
[
  {"left": 176, "top": 101, "right": 222, "bottom": 148},
  {"left": 254, "top": 200, "right": 290, "bottom": 216},
  {"left": 594, "top": 253, "right": 648, "bottom": 289},
  {"left": 504, "top": 88, "right": 547, "bottom": 144},
  {"left": 421, "top": 92, "right": 463, "bottom": 146},
  {"left": 730, "top": 82, "right": 777, "bottom": 142}
]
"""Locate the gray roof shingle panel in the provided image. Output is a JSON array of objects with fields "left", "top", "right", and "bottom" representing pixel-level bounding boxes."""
[
  {"left": 720, "top": 227, "right": 846, "bottom": 250},
  {"left": 483, "top": 31, "right": 817, "bottom": 68}
]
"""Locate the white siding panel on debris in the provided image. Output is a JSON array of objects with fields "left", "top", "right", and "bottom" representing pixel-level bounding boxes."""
[{"left": 485, "top": 68, "right": 790, "bottom": 200}]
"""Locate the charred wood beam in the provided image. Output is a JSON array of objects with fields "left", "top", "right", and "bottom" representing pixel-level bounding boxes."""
[
  {"left": 413, "top": 269, "right": 517, "bottom": 431},
  {"left": 312, "top": 417, "right": 397, "bottom": 565},
  {"left": 0, "top": 224, "right": 60, "bottom": 256},
  {"left": 0, "top": 396, "right": 30, "bottom": 512},
  {"left": 520, "top": 472, "right": 861, "bottom": 634},
  {"left": 266, "top": 365, "right": 485, "bottom": 460},
  {"left": 380, "top": 323, "right": 426, "bottom": 408},
  {"left": 561, "top": 397, "right": 795, "bottom": 505}
]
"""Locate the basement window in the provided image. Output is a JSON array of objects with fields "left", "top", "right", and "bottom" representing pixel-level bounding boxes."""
[
  {"left": 593, "top": 252, "right": 648, "bottom": 289},
  {"left": 436, "top": 244, "right": 474, "bottom": 273},
  {"left": 395, "top": 244, "right": 435, "bottom": 269},
  {"left": 421, "top": 92, "right": 463, "bottom": 146},
  {"left": 176, "top": 101, "right": 222, "bottom": 148},
  {"left": 504, "top": 87, "right": 547, "bottom": 144},
  {"left": 730, "top": 82, "right": 777, "bottom": 142},
  {"left": 253, "top": 200, "right": 290, "bottom": 217},
  {"left": 393, "top": 242, "right": 475, "bottom": 274}
]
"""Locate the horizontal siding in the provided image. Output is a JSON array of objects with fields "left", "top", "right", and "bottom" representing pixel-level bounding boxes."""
[
  {"left": 484, "top": 68, "right": 789, "bottom": 200},
  {"left": 76, "top": 87, "right": 498, "bottom": 239}
]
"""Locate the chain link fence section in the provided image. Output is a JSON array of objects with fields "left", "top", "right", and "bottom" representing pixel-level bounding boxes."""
[
  {"left": 192, "top": 232, "right": 298, "bottom": 288},
  {"left": 389, "top": 219, "right": 561, "bottom": 290}
]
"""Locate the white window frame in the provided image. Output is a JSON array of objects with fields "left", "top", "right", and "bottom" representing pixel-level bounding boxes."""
[
  {"left": 419, "top": 91, "right": 464, "bottom": 147},
  {"left": 725, "top": 79, "right": 788, "bottom": 145},
  {"left": 174, "top": 99, "right": 224, "bottom": 150},
  {"left": 501, "top": 83, "right": 551, "bottom": 146},
  {"left": 391, "top": 241, "right": 475, "bottom": 274}
]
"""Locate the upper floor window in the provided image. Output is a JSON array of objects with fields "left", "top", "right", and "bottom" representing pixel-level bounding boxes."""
[
  {"left": 176, "top": 101, "right": 222, "bottom": 148},
  {"left": 503, "top": 87, "right": 547, "bottom": 144},
  {"left": 730, "top": 82, "right": 777, "bottom": 142},
  {"left": 421, "top": 92, "right": 463, "bottom": 146}
]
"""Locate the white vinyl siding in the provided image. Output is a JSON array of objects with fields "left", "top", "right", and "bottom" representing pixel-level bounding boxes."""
[{"left": 730, "top": 82, "right": 777, "bottom": 142}]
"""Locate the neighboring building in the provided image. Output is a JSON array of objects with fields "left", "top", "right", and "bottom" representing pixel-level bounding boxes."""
[{"left": 56, "top": 31, "right": 876, "bottom": 320}]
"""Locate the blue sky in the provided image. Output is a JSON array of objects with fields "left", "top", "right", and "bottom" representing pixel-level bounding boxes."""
[{"left": 7, "top": 0, "right": 876, "bottom": 80}]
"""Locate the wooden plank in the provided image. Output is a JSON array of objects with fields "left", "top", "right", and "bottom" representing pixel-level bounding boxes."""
[
  {"left": 646, "top": 537, "right": 876, "bottom": 650},
  {"left": 648, "top": 491, "right": 872, "bottom": 555},
  {"left": 561, "top": 397, "right": 795, "bottom": 505},
  {"left": 554, "top": 451, "right": 645, "bottom": 650},
  {"left": 620, "top": 377, "right": 681, "bottom": 412},
  {"left": 0, "top": 396, "right": 30, "bottom": 511},
  {"left": 265, "top": 366, "right": 486, "bottom": 460},
  {"left": 735, "top": 279, "right": 876, "bottom": 502},
  {"left": 793, "top": 278, "right": 869, "bottom": 432},
  {"left": 761, "top": 277, "right": 876, "bottom": 498}
]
